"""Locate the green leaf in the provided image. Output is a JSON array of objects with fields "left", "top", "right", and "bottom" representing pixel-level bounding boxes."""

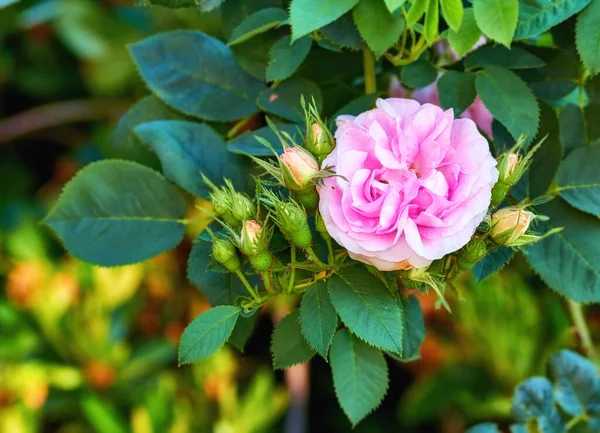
[
  {"left": 464, "top": 46, "right": 545, "bottom": 70},
  {"left": 441, "top": 0, "right": 464, "bottom": 32},
  {"left": 332, "top": 93, "right": 380, "bottom": 119},
  {"left": 353, "top": 0, "right": 405, "bottom": 58},
  {"left": 232, "top": 31, "right": 284, "bottom": 81},
  {"left": 559, "top": 104, "right": 586, "bottom": 157},
  {"left": 221, "top": 0, "right": 282, "bottom": 39},
  {"left": 466, "top": 424, "right": 502, "bottom": 433},
  {"left": 328, "top": 267, "right": 403, "bottom": 353},
  {"left": 229, "top": 313, "right": 259, "bottom": 352},
  {"left": 321, "top": 12, "right": 367, "bottom": 51},
  {"left": 256, "top": 77, "right": 323, "bottom": 124},
  {"left": 141, "top": 0, "right": 223, "bottom": 11},
  {"left": 424, "top": 0, "right": 439, "bottom": 44},
  {"left": 384, "top": 0, "right": 404, "bottom": 13},
  {"left": 401, "top": 59, "right": 438, "bottom": 89},
  {"left": 329, "top": 329, "right": 389, "bottom": 425},
  {"left": 394, "top": 295, "right": 425, "bottom": 362},
  {"left": 129, "top": 30, "right": 265, "bottom": 122},
  {"left": 266, "top": 35, "right": 312, "bottom": 81},
  {"left": 472, "top": 247, "right": 515, "bottom": 282},
  {"left": 550, "top": 349, "right": 600, "bottom": 417},
  {"left": 81, "top": 394, "right": 129, "bottom": 433},
  {"left": 529, "top": 103, "right": 562, "bottom": 197},
  {"left": 512, "top": 377, "right": 565, "bottom": 432},
  {"left": 178, "top": 306, "right": 240, "bottom": 364},
  {"left": 448, "top": 8, "right": 482, "bottom": 57},
  {"left": 227, "top": 123, "right": 302, "bottom": 156},
  {"left": 300, "top": 280, "right": 338, "bottom": 358},
  {"left": 290, "top": 0, "right": 360, "bottom": 40},
  {"left": 45, "top": 160, "right": 186, "bottom": 267},
  {"left": 271, "top": 310, "right": 315, "bottom": 369},
  {"left": 556, "top": 140, "right": 600, "bottom": 215},
  {"left": 514, "top": 0, "right": 591, "bottom": 40},
  {"left": 437, "top": 71, "right": 476, "bottom": 115},
  {"left": 134, "top": 120, "right": 247, "bottom": 198},
  {"left": 473, "top": 0, "right": 519, "bottom": 47},
  {"left": 476, "top": 66, "right": 539, "bottom": 143},
  {"left": 406, "top": 0, "right": 429, "bottom": 27},
  {"left": 524, "top": 198, "right": 600, "bottom": 303},
  {"left": 228, "top": 8, "right": 288, "bottom": 46},
  {"left": 576, "top": 0, "right": 600, "bottom": 75}
]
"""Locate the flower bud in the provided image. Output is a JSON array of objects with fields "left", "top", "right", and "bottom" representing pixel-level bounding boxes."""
[
  {"left": 280, "top": 147, "right": 319, "bottom": 191},
  {"left": 231, "top": 193, "right": 255, "bottom": 222},
  {"left": 294, "top": 186, "right": 319, "bottom": 212},
  {"left": 240, "top": 220, "right": 263, "bottom": 256},
  {"left": 499, "top": 153, "right": 519, "bottom": 181},
  {"left": 275, "top": 201, "right": 312, "bottom": 248},
  {"left": 305, "top": 122, "right": 334, "bottom": 163},
  {"left": 212, "top": 238, "right": 240, "bottom": 271},
  {"left": 210, "top": 188, "right": 231, "bottom": 217},
  {"left": 491, "top": 207, "right": 534, "bottom": 247}
]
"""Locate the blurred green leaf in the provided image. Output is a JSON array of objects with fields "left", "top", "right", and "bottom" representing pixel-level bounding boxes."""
[
  {"left": 556, "top": 140, "right": 600, "bottom": 215},
  {"left": 441, "top": 0, "right": 463, "bottom": 32},
  {"left": 464, "top": 46, "right": 545, "bottom": 70},
  {"left": 271, "top": 310, "right": 315, "bottom": 369},
  {"left": 81, "top": 394, "right": 129, "bottom": 433},
  {"left": 529, "top": 103, "right": 562, "bottom": 197},
  {"left": 266, "top": 35, "right": 312, "bottom": 81},
  {"left": 390, "top": 294, "right": 425, "bottom": 362},
  {"left": 424, "top": 0, "right": 439, "bottom": 44},
  {"left": 228, "top": 123, "right": 302, "bottom": 155},
  {"left": 299, "top": 280, "right": 338, "bottom": 358},
  {"left": 559, "top": 104, "right": 586, "bottom": 157},
  {"left": 472, "top": 247, "right": 515, "bottom": 282},
  {"left": 257, "top": 77, "right": 323, "bottom": 123},
  {"left": 448, "top": 8, "right": 481, "bottom": 57},
  {"left": 290, "top": 0, "right": 360, "bottom": 40},
  {"left": 401, "top": 59, "right": 438, "bottom": 89},
  {"left": 228, "top": 8, "right": 288, "bottom": 46},
  {"left": 406, "top": 0, "right": 429, "bottom": 27},
  {"left": 353, "top": 0, "right": 405, "bottom": 58},
  {"left": 576, "top": 0, "right": 600, "bottom": 75}
]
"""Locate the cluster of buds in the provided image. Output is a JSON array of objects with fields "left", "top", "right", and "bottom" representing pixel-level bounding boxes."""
[
  {"left": 239, "top": 220, "right": 274, "bottom": 271},
  {"left": 205, "top": 176, "right": 255, "bottom": 227},
  {"left": 303, "top": 97, "right": 334, "bottom": 164},
  {"left": 262, "top": 190, "right": 312, "bottom": 248}
]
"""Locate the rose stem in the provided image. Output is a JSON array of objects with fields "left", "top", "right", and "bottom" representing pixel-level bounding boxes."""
[
  {"left": 363, "top": 48, "right": 377, "bottom": 94},
  {"left": 233, "top": 269, "right": 260, "bottom": 301},
  {"left": 261, "top": 271, "right": 275, "bottom": 294},
  {"left": 304, "top": 246, "right": 329, "bottom": 270},
  {"left": 324, "top": 237, "right": 335, "bottom": 265},
  {"left": 567, "top": 300, "right": 598, "bottom": 363},
  {"left": 288, "top": 246, "right": 297, "bottom": 294}
]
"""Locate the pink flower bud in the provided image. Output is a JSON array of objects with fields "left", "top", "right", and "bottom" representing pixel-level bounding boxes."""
[
  {"left": 498, "top": 153, "right": 519, "bottom": 180},
  {"left": 491, "top": 207, "right": 534, "bottom": 246},
  {"left": 280, "top": 147, "right": 319, "bottom": 191},
  {"left": 240, "top": 220, "right": 263, "bottom": 255}
]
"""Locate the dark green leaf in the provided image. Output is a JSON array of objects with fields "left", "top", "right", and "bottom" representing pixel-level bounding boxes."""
[
  {"left": 524, "top": 198, "right": 600, "bottom": 303},
  {"left": 464, "top": 46, "right": 545, "bottom": 70},
  {"left": 321, "top": 12, "right": 366, "bottom": 51},
  {"left": 141, "top": 0, "right": 223, "bottom": 11},
  {"left": 476, "top": 66, "right": 540, "bottom": 143},
  {"left": 331, "top": 93, "right": 379, "bottom": 119},
  {"left": 401, "top": 59, "right": 438, "bottom": 89},
  {"left": 232, "top": 31, "right": 284, "bottom": 81},
  {"left": 473, "top": 0, "right": 518, "bottom": 47},
  {"left": 559, "top": 104, "right": 586, "bottom": 156},
  {"left": 256, "top": 77, "right": 323, "bottom": 123},
  {"left": 328, "top": 267, "right": 403, "bottom": 353},
  {"left": 406, "top": 0, "right": 429, "bottom": 27},
  {"left": 271, "top": 310, "right": 315, "bottom": 369},
  {"left": 134, "top": 120, "right": 246, "bottom": 198},
  {"left": 512, "top": 377, "right": 565, "bottom": 432},
  {"left": 228, "top": 8, "right": 288, "bottom": 46},
  {"left": 178, "top": 306, "right": 240, "bottom": 364},
  {"left": 397, "top": 295, "right": 425, "bottom": 362},
  {"left": 290, "top": 0, "right": 360, "bottom": 40},
  {"left": 466, "top": 424, "right": 502, "bottom": 433},
  {"left": 221, "top": 0, "right": 282, "bottom": 39},
  {"left": 266, "top": 35, "right": 312, "bottom": 81},
  {"left": 228, "top": 123, "right": 302, "bottom": 155},
  {"left": 576, "top": 0, "right": 600, "bottom": 75},
  {"left": 529, "top": 104, "right": 562, "bottom": 197},
  {"left": 229, "top": 313, "right": 258, "bottom": 352},
  {"left": 437, "top": 71, "right": 476, "bottom": 115},
  {"left": 448, "top": 8, "right": 482, "bottom": 57},
  {"left": 441, "top": 0, "right": 463, "bottom": 32},
  {"left": 515, "top": 0, "right": 591, "bottom": 40},
  {"left": 300, "top": 280, "right": 338, "bottom": 358},
  {"left": 329, "top": 329, "right": 388, "bottom": 425},
  {"left": 472, "top": 247, "right": 515, "bottom": 282},
  {"left": 424, "top": 0, "right": 439, "bottom": 44},
  {"left": 129, "top": 30, "right": 265, "bottom": 122},
  {"left": 45, "top": 161, "right": 186, "bottom": 267},
  {"left": 556, "top": 140, "right": 600, "bottom": 215},
  {"left": 529, "top": 81, "right": 578, "bottom": 104},
  {"left": 353, "top": 0, "right": 405, "bottom": 58}
]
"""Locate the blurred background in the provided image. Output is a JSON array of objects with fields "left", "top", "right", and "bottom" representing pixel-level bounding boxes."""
[{"left": 0, "top": 1, "right": 595, "bottom": 432}]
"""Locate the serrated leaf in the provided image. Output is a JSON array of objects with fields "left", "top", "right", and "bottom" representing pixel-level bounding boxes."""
[
  {"left": 556, "top": 140, "right": 600, "bottom": 215},
  {"left": 529, "top": 103, "right": 562, "bottom": 197},
  {"left": 328, "top": 267, "right": 403, "bottom": 354},
  {"left": 271, "top": 310, "right": 315, "bottom": 369},
  {"left": 424, "top": 0, "right": 439, "bottom": 44},
  {"left": 232, "top": 31, "right": 284, "bottom": 81},
  {"left": 576, "top": 0, "right": 600, "bottom": 76},
  {"left": 559, "top": 104, "right": 586, "bottom": 157},
  {"left": 256, "top": 77, "right": 323, "bottom": 124},
  {"left": 472, "top": 247, "right": 515, "bottom": 282},
  {"left": 384, "top": 0, "right": 404, "bottom": 13},
  {"left": 227, "top": 123, "right": 302, "bottom": 156},
  {"left": 300, "top": 280, "right": 338, "bottom": 358},
  {"left": 266, "top": 35, "right": 312, "bottom": 81},
  {"left": 129, "top": 30, "right": 265, "bottom": 122},
  {"left": 448, "top": 8, "right": 482, "bottom": 57},
  {"left": 512, "top": 377, "right": 566, "bottom": 433},
  {"left": 396, "top": 295, "right": 425, "bottom": 362},
  {"left": 406, "top": 0, "right": 429, "bottom": 27},
  {"left": 464, "top": 46, "right": 545, "bottom": 70},
  {"left": 473, "top": 0, "right": 518, "bottom": 47},
  {"left": 524, "top": 198, "right": 600, "bottom": 303},
  {"left": 44, "top": 160, "right": 186, "bottom": 267},
  {"left": 441, "top": 0, "right": 463, "bottom": 32},
  {"left": 178, "top": 306, "right": 240, "bottom": 364},
  {"left": 401, "top": 59, "right": 438, "bottom": 89},
  {"left": 221, "top": 0, "right": 282, "bottom": 39},
  {"left": 329, "top": 329, "right": 389, "bottom": 425},
  {"left": 550, "top": 349, "right": 600, "bottom": 417},
  {"left": 353, "top": 0, "right": 405, "bottom": 58},
  {"left": 515, "top": 0, "right": 591, "bottom": 40},
  {"left": 476, "top": 66, "right": 539, "bottom": 143},
  {"left": 290, "top": 0, "right": 360, "bottom": 40},
  {"left": 228, "top": 8, "right": 288, "bottom": 46},
  {"left": 134, "top": 120, "right": 247, "bottom": 198},
  {"left": 229, "top": 313, "right": 258, "bottom": 352},
  {"left": 437, "top": 71, "right": 476, "bottom": 115},
  {"left": 321, "top": 12, "right": 367, "bottom": 50}
]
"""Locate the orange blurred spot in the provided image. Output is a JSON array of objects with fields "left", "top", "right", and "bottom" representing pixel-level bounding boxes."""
[
  {"left": 165, "top": 322, "right": 185, "bottom": 345},
  {"left": 22, "top": 383, "right": 48, "bottom": 410},
  {"left": 269, "top": 94, "right": 279, "bottom": 102},
  {"left": 7, "top": 262, "right": 46, "bottom": 307},
  {"left": 84, "top": 362, "right": 116, "bottom": 391}
]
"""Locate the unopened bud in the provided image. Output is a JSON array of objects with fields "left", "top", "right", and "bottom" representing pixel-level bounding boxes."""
[
  {"left": 231, "top": 193, "right": 255, "bottom": 222},
  {"left": 501, "top": 153, "right": 519, "bottom": 180},
  {"left": 294, "top": 186, "right": 319, "bottom": 212},
  {"left": 491, "top": 181, "right": 510, "bottom": 207},
  {"left": 305, "top": 123, "right": 334, "bottom": 163},
  {"left": 275, "top": 201, "right": 312, "bottom": 248},
  {"left": 457, "top": 237, "right": 488, "bottom": 270},
  {"left": 212, "top": 238, "right": 240, "bottom": 271},
  {"left": 491, "top": 207, "right": 534, "bottom": 247},
  {"left": 240, "top": 220, "right": 263, "bottom": 256},
  {"left": 281, "top": 147, "right": 319, "bottom": 191}
]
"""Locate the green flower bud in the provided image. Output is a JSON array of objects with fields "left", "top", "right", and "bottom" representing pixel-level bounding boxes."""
[
  {"left": 231, "top": 193, "right": 255, "bottom": 222},
  {"left": 280, "top": 147, "right": 320, "bottom": 192},
  {"left": 249, "top": 250, "right": 273, "bottom": 271},
  {"left": 279, "top": 204, "right": 312, "bottom": 248},
  {"left": 210, "top": 188, "right": 231, "bottom": 217},
  {"left": 491, "top": 207, "right": 534, "bottom": 247},
  {"left": 457, "top": 237, "right": 488, "bottom": 271},
  {"left": 491, "top": 181, "right": 511, "bottom": 207},
  {"left": 212, "top": 238, "right": 240, "bottom": 271},
  {"left": 305, "top": 122, "right": 334, "bottom": 164},
  {"left": 497, "top": 153, "right": 519, "bottom": 183},
  {"left": 294, "top": 186, "right": 319, "bottom": 212}
]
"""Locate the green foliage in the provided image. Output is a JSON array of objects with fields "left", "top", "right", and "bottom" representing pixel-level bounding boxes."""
[
  {"left": 266, "top": 35, "right": 312, "bottom": 81},
  {"left": 406, "top": 0, "right": 429, "bottom": 27},
  {"left": 529, "top": 104, "right": 562, "bottom": 197},
  {"left": 328, "top": 267, "right": 403, "bottom": 354},
  {"left": 383, "top": 0, "right": 404, "bottom": 13},
  {"left": 299, "top": 280, "right": 338, "bottom": 358},
  {"left": 81, "top": 394, "right": 129, "bottom": 433},
  {"left": 396, "top": 295, "right": 425, "bottom": 362},
  {"left": 353, "top": 0, "right": 405, "bottom": 58},
  {"left": 437, "top": 71, "right": 476, "bottom": 115},
  {"left": 448, "top": 8, "right": 482, "bottom": 57},
  {"left": 401, "top": 59, "right": 438, "bottom": 89},
  {"left": 473, "top": 0, "right": 519, "bottom": 47},
  {"left": 178, "top": 306, "right": 241, "bottom": 364},
  {"left": 135, "top": 120, "right": 247, "bottom": 198},
  {"left": 329, "top": 329, "right": 388, "bottom": 425},
  {"left": 513, "top": 377, "right": 566, "bottom": 432},
  {"left": 475, "top": 66, "right": 540, "bottom": 143},
  {"left": 320, "top": 12, "right": 366, "bottom": 50},
  {"left": 464, "top": 46, "right": 546, "bottom": 70},
  {"left": 514, "top": 0, "right": 591, "bottom": 40},
  {"left": 440, "top": 0, "right": 463, "bottom": 32},
  {"left": 556, "top": 140, "right": 600, "bottom": 215},
  {"left": 331, "top": 93, "right": 379, "bottom": 119},
  {"left": 256, "top": 77, "right": 323, "bottom": 123},
  {"left": 129, "top": 30, "right": 265, "bottom": 121},
  {"left": 229, "top": 313, "right": 259, "bottom": 352},
  {"left": 559, "top": 105, "right": 586, "bottom": 156},
  {"left": 45, "top": 160, "right": 186, "bottom": 267},
  {"left": 290, "top": 0, "right": 360, "bottom": 40},
  {"left": 228, "top": 8, "right": 288, "bottom": 46},
  {"left": 576, "top": 0, "right": 600, "bottom": 75},
  {"left": 271, "top": 310, "right": 315, "bottom": 368},
  {"left": 424, "top": 0, "right": 439, "bottom": 44},
  {"left": 141, "top": 0, "right": 224, "bottom": 10},
  {"left": 228, "top": 124, "right": 302, "bottom": 156},
  {"left": 472, "top": 247, "right": 515, "bottom": 282}
]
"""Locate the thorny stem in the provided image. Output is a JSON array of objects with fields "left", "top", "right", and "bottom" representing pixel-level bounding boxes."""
[
  {"left": 304, "top": 246, "right": 330, "bottom": 270},
  {"left": 568, "top": 300, "right": 598, "bottom": 364},
  {"left": 234, "top": 269, "right": 261, "bottom": 301},
  {"left": 288, "top": 246, "right": 297, "bottom": 294},
  {"left": 363, "top": 48, "right": 377, "bottom": 94}
]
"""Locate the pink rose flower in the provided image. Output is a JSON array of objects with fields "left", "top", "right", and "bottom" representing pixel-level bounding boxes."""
[{"left": 318, "top": 98, "right": 499, "bottom": 271}]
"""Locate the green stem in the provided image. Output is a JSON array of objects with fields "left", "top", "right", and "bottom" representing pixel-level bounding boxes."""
[
  {"left": 363, "top": 49, "right": 377, "bottom": 94},
  {"left": 288, "top": 246, "right": 297, "bottom": 294},
  {"left": 234, "top": 269, "right": 260, "bottom": 301},
  {"left": 304, "top": 246, "right": 329, "bottom": 270},
  {"left": 324, "top": 237, "right": 335, "bottom": 266},
  {"left": 261, "top": 271, "right": 275, "bottom": 294},
  {"left": 226, "top": 116, "right": 253, "bottom": 139},
  {"left": 568, "top": 300, "right": 598, "bottom": 363}
]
